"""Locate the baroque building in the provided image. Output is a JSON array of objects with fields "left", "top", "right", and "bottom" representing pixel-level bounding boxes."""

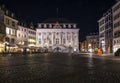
[
  {"left": 36, "top": 18, "right": 79, "bottom": 53},
  {"left": 17, "top": 23, "right": 36, "bottom": 52}
]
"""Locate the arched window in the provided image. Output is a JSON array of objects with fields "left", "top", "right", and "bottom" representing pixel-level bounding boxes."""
[{"left": 5, "top": 37, "right": 10, "bottom": 43}]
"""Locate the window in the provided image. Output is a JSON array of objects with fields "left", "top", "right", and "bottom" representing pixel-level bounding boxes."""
[
  {"left": 12, "top": 30, "right": 14, "bottom": 35},
  {"left": 24, "top": 29, "right": 26, "bottom": 32},
  {"left": 24, "top": 35, "right": 26, "bottom": 38},
  {"left": 63, "top": 24, "right": 66, "bottom": 28},
  {"left": 63, "top": 39, "right": 66, "bottom": 44},
  {"left": 11, "top": 38, "right": 15, "bottom": 44},
  {"left": 73, "top": 24, "right": 76, "bottom": 28},
  {"left": 39, "top": 33, "right": 41, "bottom": 35},
  {"left": 39, "top": 39, "right": 41, "bottom": 44},
  {"left": 68, "top": 24, "right": 71, "bottom": 28},
  {"left": 49, "top": 40, "right": 52, "bottom": 44},
  {"left": 9, "top": 29, "right": 11, "bottom": 35},
  {"left": 12, "top": 21, "right": 15, "bottom": 27},
  {"left": 44, "top": 24, "right": 47, "bottom": 28},
  {"left": 5, "top": 37, "right": 10, "bottom": 42},
  {"left": 56, "top": 39, "right": 59, "bottom": 44},
  {"left": 39, "top": 24, "right": 41, "bottom": 28},
  {"left": 113, "top": 3, "right": 120, "bottom": 12},
  {"left": 6, "top": 18, "right": 10, "bottom": 25},
  {"left": 49, "top": 24, "right": 52, "bottom": 28},
  {"left": 18, "top": 34, "right": 20, "bottom": 37}
]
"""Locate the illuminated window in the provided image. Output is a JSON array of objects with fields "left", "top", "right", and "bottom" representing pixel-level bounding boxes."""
[{"left": 9, "top": 29, "right": 11, "bottom": 35}]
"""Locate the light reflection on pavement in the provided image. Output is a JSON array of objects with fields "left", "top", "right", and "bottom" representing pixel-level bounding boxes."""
[{"left": 0, "top": 53, "right": 120, "bottom": 83}]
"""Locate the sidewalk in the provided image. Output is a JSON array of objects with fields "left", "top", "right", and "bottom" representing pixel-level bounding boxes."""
[
  {"left": 79, "top": 53, "right": 120, "bottom": 61},
  {"left": 95, "top": 53, "right": 114, "bottom": 56}
]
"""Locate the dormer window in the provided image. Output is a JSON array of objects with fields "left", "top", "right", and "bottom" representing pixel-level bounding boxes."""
[
  {"left": 49, "top": 24, "right": 52, "bottom": 28},
  {"left": 63, "top": 24, "right": 66, "bottom": 28},
  {"left": 73, "top": 24, "right": 76, "bottom": 28},
  {"left": 68, "top": 24, "right": 71, "bottom": 28},
  {"left": 11, "top": 13, "right": 14, "bottom": 18},
  {"left": 44, "top": 24, "right": 47, "bottom": 28},
  {"left": 39, "top": 24, "right": 41, "bottom": 28},
  {"left": 6, "top": 10, "right": 8, "bottom": 15},
  {"left": 6, "top": 18, "right": 10, "bottom": 25}
]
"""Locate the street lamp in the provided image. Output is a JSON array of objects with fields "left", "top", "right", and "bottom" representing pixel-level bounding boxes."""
[
  {"left": 4, "top": 43, "right": 7, "bottom": 52},
  {"left": 69, "top": 42, "right": 71, "bottom": 52},
  {"left": 4, "top": 42, "right": 9, "bottom": 52}
]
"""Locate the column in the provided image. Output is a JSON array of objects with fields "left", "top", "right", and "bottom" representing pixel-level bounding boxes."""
[
  {"left": 41, "top": 32, "right": 44, "bottom": 47},
  {"left": 52, "top": 32, "right": 54, "bottom": 46},
  {"left": 65, "top": 32, "right": 67, "bottom": 46},
  {"left": 61, "top": 32, "right": 63, "bottom": 45},
  {"left": 71, "top": 32, "right": 73, "bottom": 47},
  {"left": 59, "top": 32, "right": 61, "bottom": 45}
]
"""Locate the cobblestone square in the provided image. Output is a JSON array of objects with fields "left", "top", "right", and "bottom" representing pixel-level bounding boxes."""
[{"left": 0, "top": 53, "right": 120, "bottom": 83}]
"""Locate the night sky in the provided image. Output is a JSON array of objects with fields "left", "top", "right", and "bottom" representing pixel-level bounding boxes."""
[{"left": 0, "top": 0, "right": 116, "bottom": 41}]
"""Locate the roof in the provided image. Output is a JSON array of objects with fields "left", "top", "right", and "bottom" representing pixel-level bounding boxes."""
[{"left": 42, "top": 18, "right": 72, "bottom": 23}]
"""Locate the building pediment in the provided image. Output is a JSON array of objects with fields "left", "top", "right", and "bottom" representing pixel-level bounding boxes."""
[{"left": 53, "top": 22, "right": 62, "bottom": 29}]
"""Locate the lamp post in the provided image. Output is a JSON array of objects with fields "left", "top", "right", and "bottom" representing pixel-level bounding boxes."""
[
  {"left": 4, "top": 42, "right": 9, "bottom": 53},
  {"left": 69, "top": 42, "right": 71, "bottom": 53},
  {"left": 4, "top": 42, "right": 7, "bottom": 52}
]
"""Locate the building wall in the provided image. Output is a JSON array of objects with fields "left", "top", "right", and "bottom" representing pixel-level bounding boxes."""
[
  {"left": 28, "top": 28, "right": 36, "bottom": 47},
  {"left": 36, "top": 23, "right": 79, "bottom": 53},
  {"left": 98, "top": 17, "right": 106, "bottom": 52},
  {"left": 112, "top": 1, "right": 120, "bottom": 52},
  {"left": 4, "top": 15, "right": 18, "bottom": 46},
  {"left": 17, "top": 25, "right": 28, "bottom": 47},
  {"left": 98, "top": 8, "right": 113, "bottom": 53},
  {"left": 0, "top": 7, "right": 5, "bottom": 52},
  {"left": 86, "top": 34, "right": 99, "bottom": 52}
]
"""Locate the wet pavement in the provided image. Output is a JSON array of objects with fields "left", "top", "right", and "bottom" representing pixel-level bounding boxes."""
[{"left": 0, "top": 53, "right": 120, "bottom": 83}]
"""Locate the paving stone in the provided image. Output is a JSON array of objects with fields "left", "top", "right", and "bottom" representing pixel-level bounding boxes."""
[{"left": 0, "top": 53, "right": 120, "bottom": 83}]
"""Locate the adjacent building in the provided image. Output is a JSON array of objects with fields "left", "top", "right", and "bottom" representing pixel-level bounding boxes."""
[
  {"left": 80, "top": 40, "right": 87, "bottom": 52},
  {"left": 27, "top": 23, "right": 36, "bottom": 51},
  {"left": 36, "top": 18, "right": 79, "bottom": 53},
  {"left": 98, "top": 8, "right": 113, "bottom": 53},
  {"left": 0, "top": 6, "right": 6, "bottom": 52},
  {"left": 17, "top": 24, "right": 28, "bottom": 50},
  {"left": 86, "top": 33, "right": 99, "bottom": 52},
  {"left": 4, "top": 11, "right": 18, "bottom": 52},
  {"left": 112, "top": 1, "right": 120, "bottom": 52},
  {"left": 17, "top": 23, "right": 36, "bottom": 52}
]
